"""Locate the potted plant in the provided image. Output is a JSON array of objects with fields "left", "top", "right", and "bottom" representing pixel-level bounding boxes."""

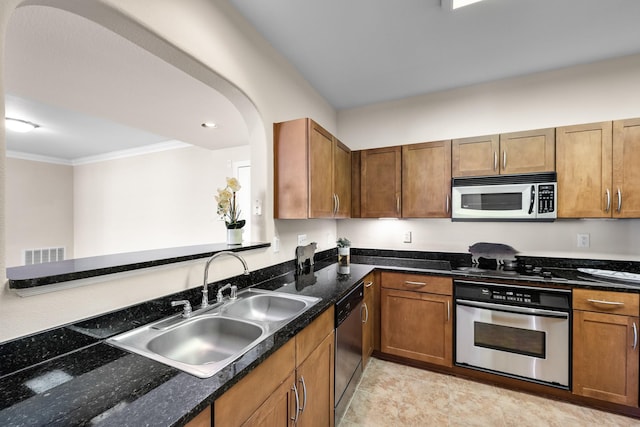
[
  {"left": 215, "top": 177, "right": 245, "bottom": 245},
  {"left": 336, "top": 237, "right": 351, "bottom": 273}
]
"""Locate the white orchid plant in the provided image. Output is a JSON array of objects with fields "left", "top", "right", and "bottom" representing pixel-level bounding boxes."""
[{"left": 216, "top": 177, "right": 245, "bottom": 229}]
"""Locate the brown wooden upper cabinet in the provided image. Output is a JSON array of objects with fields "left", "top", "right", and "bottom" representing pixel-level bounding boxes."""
[
  {"left": 274, "top": 118, "right": 351, "bottom": 219},
  {"left": 359, "top": 146, "right": 402, "bottom": 218},
  {"left": 557, "top": 119, "right": 640, "bottom": 218},
  {"left": 556, "top": 121, "right": 612, "bottom": 218},
  {"left": 402, "top": 140, "right": 452, "bottom": 218},
  {"left": 452, "top": 128, "right": 555, "bottom": 177},
  {"left": 613, "top": 118, "right": 640, "bottom": 218}
]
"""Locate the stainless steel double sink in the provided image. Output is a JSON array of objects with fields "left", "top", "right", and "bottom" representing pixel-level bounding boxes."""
[{"left": 107, "top": 288, "right": 320, "bottom": 378}]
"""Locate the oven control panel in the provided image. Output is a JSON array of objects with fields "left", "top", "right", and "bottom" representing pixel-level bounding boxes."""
[
  {"left": 455, "top": 280, "right": 571, "bottom": 311},
  {"left": 483, "top": 288, "right": 539, "bottom": 304}
]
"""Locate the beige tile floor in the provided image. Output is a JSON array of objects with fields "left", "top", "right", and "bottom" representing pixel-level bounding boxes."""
[{"left": 339, "top": 357, "right": 640, "bottom": 427}]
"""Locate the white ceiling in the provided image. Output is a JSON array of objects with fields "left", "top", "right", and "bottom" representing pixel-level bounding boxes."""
[
  {"left": 4, "top": 6, "right": 249, "bottom": 162},
  {"left": 6, "top": 1, "right": 640, "bottom": 161},
  {"left": 229, "top": 0, "right": 640, "bottom": 110}
]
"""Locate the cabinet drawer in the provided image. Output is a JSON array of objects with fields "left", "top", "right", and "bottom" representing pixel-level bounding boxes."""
[
  {"left": 381, "top": 272, "right": 452, "bottom": 296},
  {"left": 573, "top": 288, "right": 639, "bottom": 316},
  {"left": 296, "top": 306, "right": 334, "bottom": 365}
]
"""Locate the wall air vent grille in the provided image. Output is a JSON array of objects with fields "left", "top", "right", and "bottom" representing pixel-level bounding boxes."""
[{"left": 24, "top": 247, "right": 65, "bottom": 265}]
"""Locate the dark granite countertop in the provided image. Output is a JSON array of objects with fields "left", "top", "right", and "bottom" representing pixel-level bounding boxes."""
[
  {"left": 0, "top": 261, "right": 374, "bottom": 427},
  {"left": 7, "top": 242, "right": 270, "bottom": 289},
  {"left": 3, "top": 249, "right": 640, "bottom": 426}
]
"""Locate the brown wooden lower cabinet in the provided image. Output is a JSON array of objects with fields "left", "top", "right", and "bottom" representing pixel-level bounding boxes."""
[
  {"left": 296, "top": 332, "right": 335, "bottom": 427},
  {"left": 362, "top": 274, "right": 376, "bottom": 369},
  {"left": 185, "top": 406, "right": 211, "bottom": 427},
  {"left": 242, "top": 372, "right": 297, "bottom": 426},
  {"left": 214, "top": 308, "right": 334, "bottom": 426},
  {"left": 573, "top": 288, "right": 639, "bottom": 407},
  {"left": 380, "top": 273, "right": 452, "bottom": 367}
]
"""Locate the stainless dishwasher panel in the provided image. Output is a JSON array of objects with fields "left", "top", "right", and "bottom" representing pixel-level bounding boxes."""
[{"left": 335, "top": 282, "right": 364, "bottom": 424}]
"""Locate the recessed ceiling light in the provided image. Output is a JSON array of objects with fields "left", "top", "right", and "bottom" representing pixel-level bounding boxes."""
[
  {"left": 201, "top": 122, "right": 218, "bottom": 128},
  {"left": 443, "top": 0, "right": 485, "bottom": 10},
  {"left": 6, "top": 117, "right": 40, "bottom": 133}
]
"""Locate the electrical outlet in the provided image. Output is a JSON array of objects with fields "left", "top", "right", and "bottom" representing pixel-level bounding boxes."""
[
  {"left": 297, "top": 234, "right": 307, "bottom": 245},
  {"left": 253, "top": 199, "right": 262, "bottom": 216},
  {"left": 577, "top": 233, "right": 590, "bottom": 248},
  {"left": 327, "top": 233, "right": 333, "bottom": 246},
  {"left": 272, "top": 237, "right": 280, "bottom": 253},
  {"left": 403, "top": 231, "right": 412, "bottom": 243}
]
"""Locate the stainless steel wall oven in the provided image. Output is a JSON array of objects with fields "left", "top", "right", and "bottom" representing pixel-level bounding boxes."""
[{"left": 454, "top": 280, "right": 571, "bottom": 389}]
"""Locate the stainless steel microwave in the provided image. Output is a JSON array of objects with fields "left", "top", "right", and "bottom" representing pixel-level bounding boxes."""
[{"left": 451, "top": 172, "right": 557, "bottom": 221}]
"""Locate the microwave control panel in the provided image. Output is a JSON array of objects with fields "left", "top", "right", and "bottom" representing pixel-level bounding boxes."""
[{"left": 537, "top": 184, "right": 555, "bottom": 213}]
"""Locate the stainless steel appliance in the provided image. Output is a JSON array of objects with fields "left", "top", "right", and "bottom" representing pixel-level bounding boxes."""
[
  {"left": 452, "top": 172, "right": 557, "bottom": 221},
  {"left": 455, "top": 280, "right": 571, "bottom": 389},
  {"left": 335, "top": 282, "right": 364, "bottom": 424}
]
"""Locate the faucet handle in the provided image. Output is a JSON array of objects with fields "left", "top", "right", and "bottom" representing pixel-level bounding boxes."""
[
  {"left": 230, "top": 285, "right": 238, "bottom": 300},
  {"left": 171, "top": 300, "right": 192, "bottom": 318}
]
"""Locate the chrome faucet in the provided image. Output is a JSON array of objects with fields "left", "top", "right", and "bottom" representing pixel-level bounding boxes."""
[
  {"left": 202, "top": 251, "right": 249, "bottom": 308},
  {"left": 171, "top": 300, "right": 192, "bottom": 318},
  {"left": 216, "top": 283, "right": 238, "bottom": 303}
]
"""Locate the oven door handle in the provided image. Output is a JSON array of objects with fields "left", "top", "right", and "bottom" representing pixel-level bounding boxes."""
[{"left": 456, "top": 299, "right": 569, "bottom": 319}]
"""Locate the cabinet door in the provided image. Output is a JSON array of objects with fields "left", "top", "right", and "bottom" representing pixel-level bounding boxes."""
[
  {"left": 556, "top": 122, "right": 613, "bottom": 218},
  {"left": 452, "top": 134, "right": 499, "bottom": 177},
  {"left": 185, "top": 406, "right": 211, "bottom": 427},
  {"left": 402, "top": 140, "right": 452, "bottom": 218},
  {"left": 381, "top": 288, "right": 452, "bottom": 367},
  {"left": 613, "top": 118, "right": 640, "bottom": 218},
  {"left": 214, "top": 340, "right": 296, "bottom": 426},
  {"left": 499, "top": 128, "right": 555, "bottom": 174},
  {"left": 243, "top": 372, "right": 296, "bottom": 427},
  {"left": 274, "top": 118, "right": 309, "bottom": 219},
  {"left": 360, "top": 146, "right": 402, "bottom": 217},
  {"left": 573, "top": 310, "right": 639, "bottom": 406},
  {"left": 362, "top": 277, "right": 375, "bottom": 369},
  {"left": 296, "top": 331, "right": 335, "bottom": 427},
  {"left": 309, "top": 120, "right": 335, "bottom": 218},
  {"left": 334, "top": 140, "right": 352, "bottom": 218}
]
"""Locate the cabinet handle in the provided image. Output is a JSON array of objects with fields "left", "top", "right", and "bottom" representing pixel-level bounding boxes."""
[
  {"left": 587, "top": 298, "right": 624, "bottom": 306},
  {"left": 633, "top": 322, "right": 638, "bottom": 350},
  {"left": 605, "top": 189, "right": 611, "bottom": 213},
  {"left": 291, "top": 382, "right": 300, "bottom": 422},
  {"left": 299, "top": 376, "right": 307, "bottom": 412},
  {"left": 405, "top": 280, "right": 427, "bottom": 287},
  {"left": 446, "top": 300, "right": 450, "bottom": 322},
  {"left": 362, "top": 302, "right": 369, "bottom": 323},
  {"left": 493, "top": 151, "right": 497, "bottom": 171},
  {"left": 445, "top": 194, "right": 450, "bottom": 214},
  {"left": 396, "top": 196, "right": 400, "bottom": 214},
  {"left": 617, "top": 188, "right": 622, "bottom": 213},
  {"left": 333, "top": 194, "right": 338, "bottom": 216},
  {"left": 365, "top": 281, "right": 374, "bottom": 288},
  {"left": 336, "top": 194, "right": 340, "bottom": 215},
  {"left": 502, "top": 150, "right": 507, "bottom": 170}
]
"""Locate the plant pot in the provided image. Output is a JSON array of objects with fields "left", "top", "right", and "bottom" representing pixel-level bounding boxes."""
[
  {"left": 338, "top": 246, "right": 350, "bottom": 267},
  {"left": 227, "top": 228, "right": 243, "bottom": 245}
]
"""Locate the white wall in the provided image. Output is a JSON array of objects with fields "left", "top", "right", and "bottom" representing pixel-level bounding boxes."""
[
  {"left": 5, "top": 157, "right": 74, "bottom": 267},
  {"left": 73, "top": 144, "right": 250, "bottom": 257},
  {"left": 0, "top": 0, "right": 338, "bottom": 342},
  {"left": 337, "top": 54, "right": 640, "bottom": 261}
]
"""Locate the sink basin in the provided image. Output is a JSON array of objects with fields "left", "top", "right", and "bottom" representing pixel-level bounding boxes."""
[
  {"left": 106, "top": 288, "right": 320, "bottom": 378},
  {"left": 223, "top": 293, "right": 308, "bottom": 323},
  {"left": 147, "top": 316, "right": 263, "bottom": 365},
  {"left": 107, "top": 315, "right": 266, "bottom": 378}
]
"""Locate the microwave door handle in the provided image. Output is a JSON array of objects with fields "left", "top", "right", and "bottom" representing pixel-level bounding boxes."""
[{"left": 528, "top": 185, "right": 535, "bottom": 215}]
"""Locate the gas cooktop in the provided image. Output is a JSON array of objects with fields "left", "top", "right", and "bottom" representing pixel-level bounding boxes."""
[{"left": 455, "top": 265, "right": 640, "bottom": 288}]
